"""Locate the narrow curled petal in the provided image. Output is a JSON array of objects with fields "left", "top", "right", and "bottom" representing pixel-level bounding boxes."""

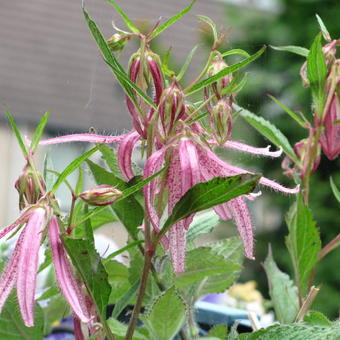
[
  {"left": 49, "top": 217, "right": 90, "bottom": 323},
  {"left": 37, "top": 133, "right": 128, "bottom": 146},
  {"left": 16, "top": 208, "right": 46, "bottom": 327},
  {"left": 219, "top": 140, "right": 283, "bottom": 158},
  {"left": 117, "top": 131, "right": 140, "bottom": 180},
  {"left": 228, "top": 197, "right": 254, "bottom": 260},
  {"left": 245, "top": 191, "right": 262, "bottom": 201},
  {"left": 168, "top": 151, "right": 186, "bottom": 273},
  {"left": 0, "top": 211, "right": 31, "bottom": 240},
  {"left": 178, "top": 139, "right": 201, "bottom": 229},
  {"left": 0, "top": 227, "right": 27, "bottom": 312},
  {"left": 213, "top": 204, "right": 232, "bottom": 220}
]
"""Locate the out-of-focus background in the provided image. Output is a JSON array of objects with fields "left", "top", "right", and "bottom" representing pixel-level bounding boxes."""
[{"left": 0, "top": 0, "right": 339, "bottom": 318}]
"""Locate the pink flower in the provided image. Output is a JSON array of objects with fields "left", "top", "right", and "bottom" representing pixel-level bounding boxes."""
[
  {"left": 0, "top": 208, "right": 90, "bottom": 327},
  {"left": 143, "top": 137, "right": 299, "bottom": 273}
]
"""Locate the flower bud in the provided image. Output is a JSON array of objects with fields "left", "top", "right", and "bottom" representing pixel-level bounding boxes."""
[
  {"left": 126, "top": 49, "right": 164, "bottom": 138},
  {"left": 15, "top": 168, "right": 46, "bottom": 209},
  {"left": 107, "top": 33, "right": 129, "bottom": 53},
  {"left": 79, "top": 185, "right": 122, "bottom": 206},
  {"left": 210, "top": 99, "right": 233, "bottom": 145},
  {"left": 294, "top": 138, "right": 321, "bottom": 177},
  {"left": 159, "top": 80, "right": 185, "bottom": 138}
]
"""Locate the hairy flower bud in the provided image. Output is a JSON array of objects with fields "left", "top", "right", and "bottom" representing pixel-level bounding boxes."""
[
  {"left": 126, "top": 49, "right": 164, "bottom": 138},
  {"left": 79, "top": 185, "right": 122, "bottom": 206},
  {"left": 210, "top": 99, "right": 233, "bottom": 145},
  {"left": 15, "top": 168, "right": 45, "bottom": 209},
  {"left": 159, "top": 80, "right": 185, "bottom": 138}
]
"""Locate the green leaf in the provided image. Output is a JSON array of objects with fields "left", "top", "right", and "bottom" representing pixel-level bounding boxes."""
[
  {"left": 86, "top": 160, "right": 143, "bottom": 238},
  {"left": 330, "top": 177, "right": 340, "bottom": 204},
  {"left": 83, "top": 8, "right": 155, "bottom": 110},
  {"left": 220, "top": 72, "right": 248, "bottom": 96},
  {"left": 107, "top": 318, "right": 145, "bottom": 339},
  {"left": 285, "top": 194, "right": 321, "bottom": 297},
  {"left": 270, "top": 45, "right": 309, "bottom": 57},
  {"left": 98, "top": 144, "right": 122, "bottom": 178},
  {"left": 304, "top": 311, "right": 332, "bottom": 326},
  {"left": 141, "top": 287, "right": 186, "bottom": 340},
  {"left": 51, "top": 146, "right": 99, "bottom": 193},
  {"left": 159, "top": 174, "right": 260, "bottom": 239},
  {"left": 62, "top": 225, "right": 111, "bottom": 316},
  {"left": 148, "top": 1, "right": 195, "bottom": 40},
  {"left": 207, "top": 324, "right": 228, "bottom": 339},
  {"left": 243, "top": 323, "right": 340, "bottom": 340},
  {"left": 198, "top": 238, "right": 244, "bottom": 296},
  {"left": 185, "top": 46, "right": 266, "bottom": 95},
  {"left": 307, "top": 34, "right": 327, "bottom": 116},
  {"left": 105, "top": 260, "right": 131, "bottom": 304},
  {"left": 263, "top": 247, "right": 299, "bottom": 323},
  {"left": 30, "top": 111, "right": 50, "bottom": 153},
  {"left": 105, "top": 0, "right": 139, "bottom": 33},
  {"left": 315, "top": 14, "right": 331, "bottom": 41},
  {"left": 0, "top": 293, "right": 44, "bottom": 340},
  {"left": 268, "top": 94, "right": 306, "bottom": 128},
  {"left": 236, "top": 103, "right": 300, "bottom": 164},
  {"left": 43, "top": 153, "right": 57, "bottom": 191},
  {"left": 221, "top": 48, "right": 251, "bottom": 58},
  {"left": 197, "top": 15, "right": 218, "bottom": 42},
  {"left": 177, "top": 44, "right": 200, "bottom": 81},
  {"left": 5, "top": 109, "right": 28, "bottom": 157},
  {"left": 90, "top": 205, "right": 117, "bottom": 229},
  {"left": 103, "top": 240, "right": 144, "bottom": 263},
  {"left": 111, "top": 280, "right": 140, "bottom": 319},
  {"left": 75, "top": 166, "right": 84, "bottom": 195},
  {"left": 187, "top": 211, "right": 220, "bottom": 242},
  {"left": 175, "top": 247, "right": 241, "bottom": 288}
]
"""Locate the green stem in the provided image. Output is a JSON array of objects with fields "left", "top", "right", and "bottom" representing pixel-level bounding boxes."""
[{"left": 318, "top": 233, "right": 340, "bottom": 261}]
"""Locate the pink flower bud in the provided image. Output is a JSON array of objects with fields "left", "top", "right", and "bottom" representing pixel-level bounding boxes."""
[
  {"left": 159, "top": 80, "right": 185, "bottom": 137},
  {"left": 79, "top": 185, "right": 122, "bottom": 206},
  {"left": 15, "top": 168, "right": 45, "bottom": 209},
  {"left": 320, "top": 89, "right": 340, "bottom": 160},
  {"left": 126, "top": 50, "right": 164, "bottom": 138}
]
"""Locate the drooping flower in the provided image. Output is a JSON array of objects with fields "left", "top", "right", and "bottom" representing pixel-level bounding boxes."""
[
  {"left": 0, "top": 208, "right": 90, "bottom": 327},
  {"left": 143, "top": 136, "right": 299, "bottom": 273}
]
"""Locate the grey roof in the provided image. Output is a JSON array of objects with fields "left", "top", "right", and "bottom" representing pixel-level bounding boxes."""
[{"left": 0, "top": 0, "right": 226, "bottom": 133}]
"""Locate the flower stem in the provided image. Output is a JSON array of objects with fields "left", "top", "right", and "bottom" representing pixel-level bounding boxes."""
[{"left": 318, "top": 233, "right": 340, "bottom": 261}]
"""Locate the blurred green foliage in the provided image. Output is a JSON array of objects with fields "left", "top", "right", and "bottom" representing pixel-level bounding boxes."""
[{"left": 211, "top": 0, "right": 340, "bottom": 318}]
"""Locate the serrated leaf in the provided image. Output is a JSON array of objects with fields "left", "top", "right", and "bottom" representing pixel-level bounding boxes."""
[
  {"left": 304, "top": 311, "right": 332, "bottom": 326},
  {"left": 315, "top": 14, "right": 331, "bottom": 41},
  {"left": 175, "top": 247, "right": 241, "bottom": 288},
  {"left": 244, "top": 323, "right": 340, "bottom": 340},
  {"left": 177, "top": 44, "right": 199, "bottom": 81},
  {"left": 105, "top": 0, "right": 139, "bottom": 33},
  {"left": 148, "top": 1, "right": 195, "bottom": 40},
  {"left": 330, "top": 177, "right": 340, "bottom": 204},
  {"left": 268, "top": 94, "right": 306, "bottom": 128},
  {"left": 141, "top": 287, "right": 186, "bottom": 340},
  {"left": 30, "top": 111, "right": 50, "bottom": 152},
  {"left": 185, "top": 46, "right": 265, "bottom": 95},
  {"left": 0, "top": 293, "right": 44, "bottom": 340},
  {"left": 207, "top": 324, "right": 228, "bottom": 339},
  {"left": 307, "top": 34, "right": 327, "bottom": 116},
  {"left": 51, "top": 146, "right": 99, "bottom": 193},
  {"left": 270, "top": 45, "right": 309, "bottom": 57},
  {"left": 62, "top": 223, "right": 111, "bottom": 316},
  {"left": 159, "top": 174, "right": 260, "bottom": 239},
  {"left": 197, "top": 15, "right": 218, "bottom": 42},
  {"left": 263, "top": 247, "right": 299, "bottom": 323},
  {"left": 187, "top": 211, "right": 220, "bottom": 242},
  {"left": 285, "top": 194, "right": 321, "bottom": 297},
  {"left": 236, "top": 104, "right": 300, "bottom": 163},
  {"left": 5, "top": 109, "right": 28, "bottom": 157}
]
